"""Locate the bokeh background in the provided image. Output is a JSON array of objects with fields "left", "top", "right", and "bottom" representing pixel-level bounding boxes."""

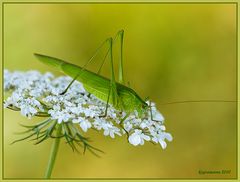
[{"left": 3, "top": 3, "right": 237, "bottom": 179}]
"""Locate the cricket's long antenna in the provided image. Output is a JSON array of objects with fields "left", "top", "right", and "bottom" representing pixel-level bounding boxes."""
[{"left": 159, "top": 100, "right": 237, "bottom": 105}]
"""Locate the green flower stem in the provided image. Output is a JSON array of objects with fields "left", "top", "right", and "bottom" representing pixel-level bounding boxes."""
[{"left": 44, "top": 124, "right": 62, "bottom": 179}]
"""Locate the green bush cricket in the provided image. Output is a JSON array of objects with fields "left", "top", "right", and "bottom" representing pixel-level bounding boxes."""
[{"left": 34, "top": 30, "right": 158, "bottom": 129}]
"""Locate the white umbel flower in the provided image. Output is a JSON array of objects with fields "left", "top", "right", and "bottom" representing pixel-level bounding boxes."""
[{"left": 4, "top": 69, "right": 173, "bottom": 149}]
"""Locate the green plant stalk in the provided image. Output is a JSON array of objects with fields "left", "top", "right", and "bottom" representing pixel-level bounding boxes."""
[{"left": 44, "top": 124, "right": 62, "bottom": 179}]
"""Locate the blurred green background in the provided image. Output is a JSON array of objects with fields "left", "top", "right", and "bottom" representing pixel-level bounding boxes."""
[{"left": 3, "top": 3, "right": 237, "bottom": 179}]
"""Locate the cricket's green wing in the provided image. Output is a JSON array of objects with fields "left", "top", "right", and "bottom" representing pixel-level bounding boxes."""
[
  {"left": 34, "top": 53, "right": 113, "bottom": 104},
  {"left": 34, "top": 53, "right": 66, "bottom": 72}
]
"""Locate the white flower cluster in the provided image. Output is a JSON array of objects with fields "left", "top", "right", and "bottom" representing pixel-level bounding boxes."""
[{"left": 4, "top": 69, "right": 173, "bottom": 149}]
